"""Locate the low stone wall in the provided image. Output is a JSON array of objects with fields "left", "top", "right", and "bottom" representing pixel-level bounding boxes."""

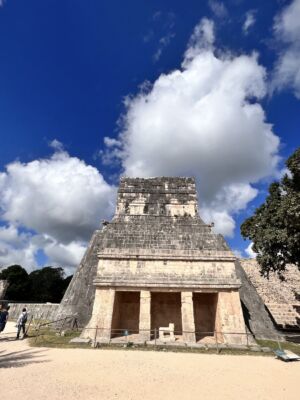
[{"left": 8, "top": 303, "right": 59, "bottom": 321}]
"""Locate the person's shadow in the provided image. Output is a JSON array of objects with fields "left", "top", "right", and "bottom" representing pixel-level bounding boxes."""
[{"left": 0, "top": 348, "right": 49, "bottom": 368}]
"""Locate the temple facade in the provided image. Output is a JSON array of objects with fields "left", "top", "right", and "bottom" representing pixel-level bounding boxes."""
[{"left": 81, "top": 177, "right": 247, "bottom": 345}]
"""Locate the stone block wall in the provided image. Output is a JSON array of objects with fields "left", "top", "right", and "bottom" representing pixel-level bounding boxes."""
[
  {"left": 116, "top": 177, "right": 198, "bottom": 217},
  {"left": 240, "top": 259, "right": 300, "bottom": 330},
  {"left": 95, "top": 258, "right": 240, "bottom": 289},
  {"left": 235, "top": 260, "right": 279, "bottom": 340},
  {"left": 8, "top": 303, "right": 59, "bottom": 321}
]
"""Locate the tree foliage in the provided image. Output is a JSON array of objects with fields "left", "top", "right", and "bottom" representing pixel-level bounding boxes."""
[
  {"left": 0, "top": 265, "right": 72, "bottom": 302},
  {"left": 241, "top": 147, "right": 300, "bottom": 276},
  {"left": 0, "top": 265, "right": 29, "bottom": 300}
]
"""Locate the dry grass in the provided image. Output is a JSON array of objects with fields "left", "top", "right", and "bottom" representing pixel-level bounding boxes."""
[
  {"left": 256, "top": 339, "right": 300, "bottom": 355},
  {"left": 28, "top": 328, "right": 277, "bottom": 356}
]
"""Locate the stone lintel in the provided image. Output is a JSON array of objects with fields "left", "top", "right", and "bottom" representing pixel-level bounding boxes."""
[
  {"left": 92, "top": 287, "right": 239, "bottom": 293},
  {"left": 93, "top": 279, "right": 241, "bottom": 290}
]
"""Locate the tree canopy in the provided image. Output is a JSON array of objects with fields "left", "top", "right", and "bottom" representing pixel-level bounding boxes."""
[
  {"left": 241, "top": 147, "right": 300, "bottom": 276},
  {"left": 0, "top": 265, "right": 72, "bottom": 302}
]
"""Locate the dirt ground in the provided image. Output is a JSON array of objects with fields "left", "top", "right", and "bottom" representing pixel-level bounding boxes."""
[{"left": 1, "top": 322, "right": 299, "bottom": 400}]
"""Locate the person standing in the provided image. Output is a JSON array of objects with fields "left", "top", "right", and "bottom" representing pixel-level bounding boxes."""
[
  {"left": 0, "top": 305, "right": 10, "bottom": 333},
  {"left": 16, "top": 307, "right": 28, "bottom": 339}
]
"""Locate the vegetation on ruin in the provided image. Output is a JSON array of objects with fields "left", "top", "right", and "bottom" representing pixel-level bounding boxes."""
[
  {"left": 0, "top": 264, "right": 72, "bottom": 302},
  {"left": 241, "top": 147, "right": 300, "bottom": 276}
]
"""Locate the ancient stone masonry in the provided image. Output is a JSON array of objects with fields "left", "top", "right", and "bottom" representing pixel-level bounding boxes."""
[
  {"left": 55, "top": 231, "right": 103, "bottom": 326},
  {"left": 235, "top": 260, "right": 280, "bottom": 340},
  {"left": 81, "top": 177, "right": 248, "bottom": 345},
  {"left": 0, "top": 280, "right": 8, "bottom": 300},
  {"left": 240, "top": 259, "right": 300, "bottom": 330},
  {"left": 9, "top": 303, "right": 59, "bottom": 321}
]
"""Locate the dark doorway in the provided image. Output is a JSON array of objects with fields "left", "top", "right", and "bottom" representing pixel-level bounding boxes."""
[
  {"left": 193, "top": 293, "right": 218, "bottom": 341},
  {"left": 151, "top": 292, "right": 182, "bottom": 334},
  {"left": 111, "top": 291, "right": 140, "bottom": 337}
]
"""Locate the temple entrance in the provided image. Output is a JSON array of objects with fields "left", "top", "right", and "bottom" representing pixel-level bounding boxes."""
[
  {"left": 151, "top": 292, "right": 182, "bottom": 336},
  {"left": 111, "top": 291, "right": 140, "bottom": 337},
  {"left": 193, "top": 293, "right": 218, "bottom": 342}
]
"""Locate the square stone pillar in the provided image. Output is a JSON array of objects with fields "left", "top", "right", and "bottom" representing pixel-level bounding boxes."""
[
  {"left": 181, "top": 292, "right": 196, "bottom": 343},
  {"left": 216, "top": 291, "right": 247, "bottom": 345},
  {"left": 139, "top": 290, "right": 151, "bottom": 342},
  {"left": 81, "top": 288, "right": 115, "bottom": 342}
]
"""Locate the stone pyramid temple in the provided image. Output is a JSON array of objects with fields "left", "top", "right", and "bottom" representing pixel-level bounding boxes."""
[{"left": 57, "top": 177, "right": 281, "bottom": 344}]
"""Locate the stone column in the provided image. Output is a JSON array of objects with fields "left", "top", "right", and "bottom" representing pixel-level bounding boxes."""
[
  {"left": 216, "top": 291, "right": 247, "bottom": 345},
  {"left": 81, "top": 288, "right": 115, "bottom": 343},
  {"left": 181, "top": 291, "right": 196, "bottom": 343},
  {"left": 139, "top": 290, "right": 151, "bottom": 342}
]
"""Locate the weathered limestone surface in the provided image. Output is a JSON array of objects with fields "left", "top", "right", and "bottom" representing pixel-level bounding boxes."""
[
  {"left": 39, "top": 176, "right": 298, "bottom": 343},
  {"left": 240, "top": 259, "right": 300, "bottom": 330},
  {"left": 235, "top": 260, "right": 280, "bottom": 339},
  {"left": 8, "top": 303, "right": 59, "bottom": 320},
  {"left": 0, "top": 280, "right": 8, "bottom": 299},
  {"left": 181, "top": 292, "right": 196, "bottom": 343},
  {"left": 216, "top": 291, "right": 248, "bottom": 344},
  {"left": 94, "top": 258, "right": 240, "bottom": 289},
  {"left": 55, "top": 231, "right": 102, "bottom": 325},
  {"left": 80, "top": 177, "right": 248, "bottom": 344},
  {"left": 139, "top": 290, "right": 151, "bottom": 341},
  {"left": 82, "top": 288, "right": 115, "bottom": 341}
]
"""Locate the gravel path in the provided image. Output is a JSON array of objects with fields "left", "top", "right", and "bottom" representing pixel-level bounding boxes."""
[{"left": 1, "top": 321, "right": 299, "bottom": 400}]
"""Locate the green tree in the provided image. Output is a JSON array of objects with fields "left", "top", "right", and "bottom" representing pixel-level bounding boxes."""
[
  {"left": 28, "top": 267, "right": 69, "bottom": 303},
  {"left": 0, "top": 265, "right": 73, "bottom": 302},
  {"left": 241, "top": 147, "right": 300, "bottom": 277},
  {"left": 0, "top": 265, "right": 29, "bottom": 300}
]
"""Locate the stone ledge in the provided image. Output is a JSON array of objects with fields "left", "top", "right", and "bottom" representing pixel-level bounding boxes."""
[
  {"left": 98, "top": 250, "right": 236, "bottom": 261},
  {"left": 93, "top": 279, "right": 241, "bottom": 289}
]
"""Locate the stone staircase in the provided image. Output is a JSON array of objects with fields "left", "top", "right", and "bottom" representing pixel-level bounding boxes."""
[
  {"left": 240, "top": 259, "right": 300, "bottom": 331},
  {"left": 266, "top": 303, "right": 299, "bottom": 329}
]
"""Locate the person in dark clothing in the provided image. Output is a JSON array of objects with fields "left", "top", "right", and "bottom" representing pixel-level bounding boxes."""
[
  {"left": 16, "top": 307, "right": 28, "bottom": 339},
  {"left": 0, "top": 305, "right": 10, "bottom": 332}
]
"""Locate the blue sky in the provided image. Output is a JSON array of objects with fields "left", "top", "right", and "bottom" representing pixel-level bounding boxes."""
[{"left": 0, "top": 0, "right": 299, "bottom": 272}]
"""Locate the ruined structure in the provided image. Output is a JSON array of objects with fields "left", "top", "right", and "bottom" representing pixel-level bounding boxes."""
[
  {"left": 235, "top": 260, "right": 280, "bottom": 340},
  {"left": 240, "top": 259, "right": 300, "bottom": 331},
  {"left": 81, "top": 177, "right": 248, "bottom": 344},
  {"left": 55, "top": 231, "right": 102, "bottom": 325}
]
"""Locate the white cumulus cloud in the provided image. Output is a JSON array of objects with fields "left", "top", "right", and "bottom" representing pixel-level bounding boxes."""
[
  {"left": 272, "top": 0, "right": 300, "bottom": 98},
  {"left": 0, "top": 148, "right": 115, "bottom": 243},
  {"left": 0, "top": 225, "right": 38, "bottom": 270},
  {"left": 104, "top": 18, "right": 280, "bottom": 237},
  {"left": 185, "top": 18, "right": 215, "bottom": 60},
  {"left": 245, "top": 242, "right": 257, "bottom": 258},
  {"left": 0, "top": 146, "right": 116, "bottom": 271}
]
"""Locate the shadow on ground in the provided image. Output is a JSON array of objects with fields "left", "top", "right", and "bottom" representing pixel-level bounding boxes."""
[{"left": 0, "top": 348, "right": 49, "bottom": 369}]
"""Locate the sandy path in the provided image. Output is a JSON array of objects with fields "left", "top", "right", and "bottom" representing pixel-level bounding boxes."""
[{"left": 0, "top": 322, "right": 299, "bottom": 400}]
